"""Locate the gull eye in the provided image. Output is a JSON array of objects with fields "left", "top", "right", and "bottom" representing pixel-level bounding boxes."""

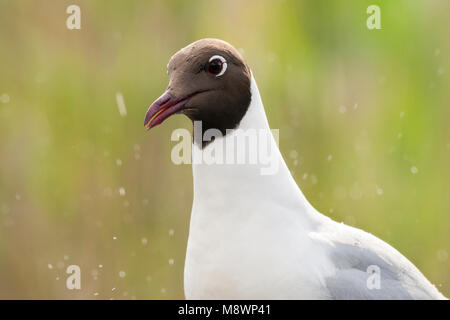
[{"left": 207, "top": 55, "right": 227, "bottom": 77}]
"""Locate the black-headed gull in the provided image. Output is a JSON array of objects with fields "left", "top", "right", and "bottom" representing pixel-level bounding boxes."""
[{"left": 144, "top": 39, "right": 446, "bottom": 300}]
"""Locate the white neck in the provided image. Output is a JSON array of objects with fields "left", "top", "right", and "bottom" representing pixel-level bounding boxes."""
[
  {"left": 185, "top": 75, "right": 325, "bottom": 299},
  {"left": 191, "top": 75, "right": 317, "bottom": 220}
]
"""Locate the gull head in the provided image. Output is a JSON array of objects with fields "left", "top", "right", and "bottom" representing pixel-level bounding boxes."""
[{"left": 144, "top": 39, "right": 252, "bottom": 135}]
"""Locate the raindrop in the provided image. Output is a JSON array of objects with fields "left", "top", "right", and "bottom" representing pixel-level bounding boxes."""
[
  {"left": 0, "top": 93, "right": 10, "bottom": 104},
  {"left": 437, "top": 249, "right": 448, "bottom": 262},
  {"left": 116, "top": 92, "right": 127, "bottom": 117},
  {"left": 376, "top": 186, "right": 384, "bottom": 195}
]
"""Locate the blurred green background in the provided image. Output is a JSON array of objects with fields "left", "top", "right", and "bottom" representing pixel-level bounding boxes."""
[{"left": 0, "top": 0, "right": 449, "bottom": 299}]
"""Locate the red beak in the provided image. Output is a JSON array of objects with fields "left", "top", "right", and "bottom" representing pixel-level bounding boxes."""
[{"left": 144, "top": 91, "right": 193, "bottom": 130}]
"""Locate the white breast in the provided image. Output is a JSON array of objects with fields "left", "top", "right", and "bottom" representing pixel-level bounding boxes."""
[{"left": 184, "top": 75, "right": 334, "bottom": 299}]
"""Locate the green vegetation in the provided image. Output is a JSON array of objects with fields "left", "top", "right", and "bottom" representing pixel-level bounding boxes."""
[{"left": 0, "top": 0, "right": 448, "bottom": 298}]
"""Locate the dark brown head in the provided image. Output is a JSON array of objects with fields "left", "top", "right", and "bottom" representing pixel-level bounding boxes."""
[{"left": 144, "top": 39, "right": 252, "bottom": 138}]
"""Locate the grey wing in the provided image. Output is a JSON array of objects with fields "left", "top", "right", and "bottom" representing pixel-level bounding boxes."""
[{"left": 324, "top": 241, "right": 445, "bottom": 300}]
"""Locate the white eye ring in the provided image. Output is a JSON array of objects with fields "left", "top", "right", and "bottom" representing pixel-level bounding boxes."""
[{"left": 208, "top": 55, "right": 227, "bottom": 77}]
